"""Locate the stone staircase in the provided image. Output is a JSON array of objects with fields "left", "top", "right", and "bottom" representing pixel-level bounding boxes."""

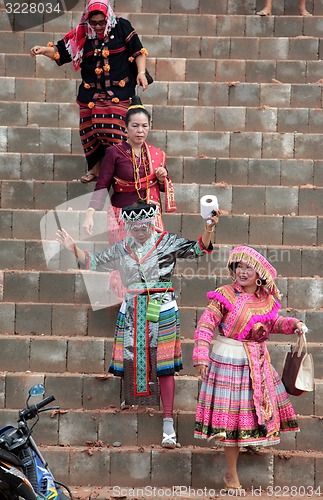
[{"left": 1, "top": 0, "right": 323, "bottom": 497}]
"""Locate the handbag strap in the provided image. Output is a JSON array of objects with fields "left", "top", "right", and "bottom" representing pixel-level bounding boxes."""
[{"left": 293, "top": 333, "right": 307, "bottom": 357}]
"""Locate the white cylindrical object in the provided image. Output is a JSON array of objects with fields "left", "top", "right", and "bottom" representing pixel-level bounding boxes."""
[{"left": 200, "top": 195, "right": 219, "bottom": 220}]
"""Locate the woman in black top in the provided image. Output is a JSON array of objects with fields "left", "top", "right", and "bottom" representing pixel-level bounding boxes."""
[{"left": 31, "top": 0, "right": 149, "bottom": 182}]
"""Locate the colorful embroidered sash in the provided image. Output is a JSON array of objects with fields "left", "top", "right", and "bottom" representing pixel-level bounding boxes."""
[
  {"left": 127, "top": 281, "right": 172, "bottom": 396},
  {"left": 243, "top": 341, "right": 280, "bottom": 437}
]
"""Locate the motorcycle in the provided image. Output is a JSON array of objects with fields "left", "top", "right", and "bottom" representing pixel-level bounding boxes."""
[{"left": 0, "top": 384, "right": 73, "bottom": 499}]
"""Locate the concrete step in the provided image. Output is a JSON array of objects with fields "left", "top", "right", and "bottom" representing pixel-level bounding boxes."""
[
  {"left": 0, "top": 0, "right": 320, "bottom": 17},
  {"left": 3, "top": 53, "right": 323, "bottom": 83},
  {"left": 2, "top": 126, "right": 323, "bottom": 159},
  {"left": 129, "top": 13, "right": 323, "bottom": 38},
  {"left": 1, "top": 270, "right": 323, "bottom": 309},
  {"left": 2, "top": 208, "right": 323, "bottom": 248},
  {"left": 2, "top": 78, "right": 323, "bottom": 109},
  {"left": 4, "top": 101, "right": 323, "bottom": 135},
  {"left": 0, "top": 386, "right": 321, "bottom": 450},
  {"left": 0, "top": 441, "right": 318, "bottom": 491},
  {"left": 68, "top": 482, "right": 323, "bottom": 500},
  {"left": 1, "top": 153, "right": 323, "bottom": 187},
  {"left": 3, "top": 9, "right": 323, "bottom": 38},
  {"left": 0, "top": 328, "right": 322, "bottom": 372},
  {"left": 5, "top": 32, "right": 323, "bottom": 60},
  {"left": 1, "top": 180, "right": 323, "bottom": 214},
  {"left": 1, "top": 298, "right": 322, "bottom": 340},
  {"left": 2, "top": 234, "right": 323, "bottom": 274},
  {"left": 11, "top": 13, "right": 323, "bottom": 39}
]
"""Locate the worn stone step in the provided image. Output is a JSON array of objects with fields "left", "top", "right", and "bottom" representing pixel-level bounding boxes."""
[
  {"left": 6, "top": 32, "right": 323, "bottom": 60},
  {"left": 4, "top": 10, "right": 323, "bottom": 40},
  {"left": 2, "top": 300, "right": 322, "bottom": 342},
  {"left": 0, "top": 390, "right": 321, "bottom": 451},
  {"left": 2, "top": 78, "right": 323, "bottom": 109},
  {"left": 2, "top": 270, "right": 323, "bottom": 309},
  {"left": 2, "top": 209, "right": 323, "bottom": 251},
  {"left": 0, "top": 333, "right": 322, "bottom": 377},
  {"left": 2, "top": 234, "right": 323, "bottom": 277},
  {"left": 2, "top": 209, "right": 323, "bottom": 249},
  {"left": 153, "top": 104, "right": 323, "bottom": 134},
  {"left": 131, "top": 13, "right": 323, "bottom": 38},
  {"left": 1, "top": 297, "right": 322, "bottom": 340},
  {"left": 21, "top": 13, "right": 323, "bottom": 38},
  {"left": 2, "top": 127, "right": 323, "bottom": 159},
  {"left": 3, "top": 53, "right": 323, "bottom": 83},
  {"left": 1, "top": 153, "right": 323, "bottom": 188},
  {"left": 4, "top": 101, "right": 323, "bottom": 135},
  {"left": 0, "top": 440, "right": 318, "bottom": 491},
  {"left": 0, "top": 0, "right": 320, "bottom": 17},
  {"left": 4, "top": 211, "right": 323, "bottom": 256},
  {"left": 1, "top": 179, "right": 323, "bottom": 214},
  {"left": 68, "top": 481, "right": 323, "bottom": 500}
]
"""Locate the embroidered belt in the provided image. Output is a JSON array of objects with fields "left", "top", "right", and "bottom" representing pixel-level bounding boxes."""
[
  {"left": 127, "top": 281, "right": 173, "bottom": 294},
  {"left": 113, "top": 173, "right": 157, "bottom": 193}
]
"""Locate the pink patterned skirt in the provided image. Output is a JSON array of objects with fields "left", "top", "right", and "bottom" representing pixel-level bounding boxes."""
[{"left": 194, "top": 336, "right": 299, "bottom": 447}]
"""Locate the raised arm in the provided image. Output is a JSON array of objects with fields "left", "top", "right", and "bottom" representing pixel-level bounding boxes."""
[
  {"left": 56, "top": 229, "right": 86, "bottom": 264},
  {"left": 30, "top": 45, "right": 56, "bottom": 58}
]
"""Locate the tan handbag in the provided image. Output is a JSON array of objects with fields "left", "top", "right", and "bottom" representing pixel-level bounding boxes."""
[{"left": 281, "top": 334, "right": 314, "bottom": 396}]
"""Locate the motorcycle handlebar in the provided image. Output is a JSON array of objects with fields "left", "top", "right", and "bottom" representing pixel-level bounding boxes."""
[
  {"left": 19, "top": 395, "right": 56, "bottom": 420},
  {"left": 35, "top": 395, "right": 55, "bottom": 410}
]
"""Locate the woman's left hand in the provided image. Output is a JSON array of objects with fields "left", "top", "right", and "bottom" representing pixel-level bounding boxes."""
[
  {"left": 137, "top": 72, "right": 148, "bottom": 90},
  {"left": 206, "top": 211, "right": 220, "bottom": 229},
  {"left": 155, "top": 167, "right": 167, "bottom": 183}
]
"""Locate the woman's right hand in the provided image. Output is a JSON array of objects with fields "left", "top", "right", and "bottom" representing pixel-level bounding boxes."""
[
  {"left": 30, "top": 45, "right": 45, "bottom": 57},
  {"left": 83, "top": 212, "right": 94, "bottom": 236},
  {"left": 196, "top": 364, "right": 208, "bottom": 380},
  {"left": 30, "top": 45, "right": 55, "bottom": 58},
  {"left": 56, "top": 229, "right": 75, "bottom": 252}
]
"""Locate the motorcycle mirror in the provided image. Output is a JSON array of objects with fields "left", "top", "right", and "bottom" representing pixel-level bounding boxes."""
[
  {"left": 29, "top": 384, "right": 45, "bottom": 397},
  {"left": 27, "top": 384, "right": 45, "bottom": 407}
]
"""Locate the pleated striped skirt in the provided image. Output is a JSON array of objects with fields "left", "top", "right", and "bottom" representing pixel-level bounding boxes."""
[
  {"left": 79, "top": 98, "right": 129, "bottom": 168},
  {"left": 194, "top": 336, "right": 299, "bottom": 447}
]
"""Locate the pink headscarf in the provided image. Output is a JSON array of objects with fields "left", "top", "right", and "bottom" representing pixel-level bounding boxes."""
[{"left": 63, "top": 0, "right": 117, "bottom": 71}]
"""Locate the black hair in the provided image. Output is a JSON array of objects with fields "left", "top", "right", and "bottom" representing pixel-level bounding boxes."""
[{"left": 125, "top": 95, "right": 151, "bottom": 126}]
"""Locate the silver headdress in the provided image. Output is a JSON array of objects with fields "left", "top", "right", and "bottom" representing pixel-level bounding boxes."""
[{"left": 120, "top": 203, "right": 158, "bottom": 224}]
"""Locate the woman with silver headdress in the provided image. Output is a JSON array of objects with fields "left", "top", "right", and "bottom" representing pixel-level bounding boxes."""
[{"left": 57, "top": 200, "right": 219, "bottom": 448}]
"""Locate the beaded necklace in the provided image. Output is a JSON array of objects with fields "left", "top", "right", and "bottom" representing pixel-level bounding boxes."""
[
  {"left": 131, "top": 146, "right": 149, "bottom": 201},
  {"left": 92, "top": 37, "right": 107, "bottom": 57}
]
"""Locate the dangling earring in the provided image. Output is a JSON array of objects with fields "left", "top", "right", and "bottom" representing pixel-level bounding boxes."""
[{"left": 256, "top": 278, "right": 262, "bottom": 287}]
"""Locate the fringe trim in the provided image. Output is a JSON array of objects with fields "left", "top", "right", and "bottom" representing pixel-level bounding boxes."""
[
  {"left": 237, "top": 299, "right": 281, "bottom": 341},
  {"left": 207, "top": 290, "right": 234, "bottom": 311}
]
